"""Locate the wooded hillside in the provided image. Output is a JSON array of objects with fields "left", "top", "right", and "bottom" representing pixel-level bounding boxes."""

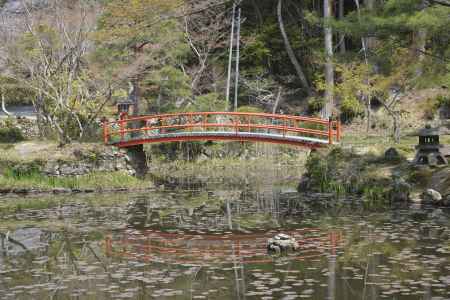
[{"left": 0, "top": 0, "right": 449, "bottom": 143}]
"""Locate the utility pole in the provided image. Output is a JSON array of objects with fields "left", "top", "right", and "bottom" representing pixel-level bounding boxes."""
[
  {"left": 225, "top": 3, "right": 236, "bottom": 110},
  {"left": 226, "top": 1, "right": 241, "bottom": 112},
  {"left": 234, "top": 5, "right": 241, "bottom": 112}
]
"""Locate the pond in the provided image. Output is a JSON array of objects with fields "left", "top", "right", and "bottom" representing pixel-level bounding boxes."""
[{"left": 1, "top": 183, "right": 450, "bottom": 299}]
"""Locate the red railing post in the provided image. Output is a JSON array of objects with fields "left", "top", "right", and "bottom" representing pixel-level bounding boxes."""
[
  {"left": 120, "top": 120, "right": 125, "bottom": 141},
  {"left": 336, "top": 119, "right": 341, "bottom": 142},
  {"left": 328, "top": 117, "right": 333, "bottom": 145},
  {"left": 202, "top": 114, "right": 206, "bottom": 132},
  {"left": 119, "top": 112, "right": 127, "bottom": 142},
  {"left": 102, "top": 117, "right": 108, "bottom": 144},
  {"left": 105, "top": 235, "right": 112, "bottom": 257}
]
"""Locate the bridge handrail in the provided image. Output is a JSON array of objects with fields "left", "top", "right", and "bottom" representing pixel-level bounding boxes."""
[{"left": 105, "top": 111, "right": 331, "bottom": 126}]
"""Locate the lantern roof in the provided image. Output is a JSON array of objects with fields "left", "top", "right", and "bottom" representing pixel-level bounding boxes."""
[
  {"left": 414, "top": 125, "right": 447, "bottom": 137},
  {"left": 117, "top": 98, "right": 134, "bottom": 105}
]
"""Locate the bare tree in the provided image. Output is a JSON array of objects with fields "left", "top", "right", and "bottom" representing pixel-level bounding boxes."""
[
  {"left": 183, "top": 0, "right": 230, "bottom": 97},
  {"left": 378, "top": 89, "right": 402, "bottom": 142},
  {"left": 4, "top": 1, "right": 104, "bottom": 144}
]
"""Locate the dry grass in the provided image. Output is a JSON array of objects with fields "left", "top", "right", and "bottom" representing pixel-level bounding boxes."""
[{"left": 0, "top": 141, "right": 115, "bottom": 163}]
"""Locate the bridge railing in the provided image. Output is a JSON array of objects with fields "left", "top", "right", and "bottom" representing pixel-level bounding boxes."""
[{"left": 103, "top": 112, "right": 341, "bottom": 146}]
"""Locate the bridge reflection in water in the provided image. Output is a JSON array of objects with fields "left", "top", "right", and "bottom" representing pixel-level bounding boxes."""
[
  {"left": 103, "top": 112, "right": 341, "bottom": 148},
  {"left": 104, "top": 229, "right": 342, "bottom": 299}
]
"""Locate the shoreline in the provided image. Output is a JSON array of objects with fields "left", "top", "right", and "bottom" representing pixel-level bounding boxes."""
[{"left": 0, "top": 186, "right": 157, "bottom": 198}]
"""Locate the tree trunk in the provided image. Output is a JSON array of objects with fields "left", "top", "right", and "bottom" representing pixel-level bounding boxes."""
[
  {"left": 414, "top": 29, "right": 427, "bottom": 77},
  {"left": 365, "top": 0, "right": 377, "bottom": 50},
  {"left": 354, "top": 0, "right": 372, "bottom": 134},
  {"left": 130, "top": 79, "right": 140, "bottom": 116},
  {"left": 272, "top": 86, "right": 283, "bottom": 114},
  {"left": 323, "top": 0, "right": 334, "bottom": 118},
  {"left": 277, "top": 0, "right": 312, "bottom": 97},
  {"left": 338, "top": 0, "right": 346, "bottom": 55},
  {"left": 1, "top": 93, "right": 12, "bottom": 117},
  {"left": 251, "top": 0, "right": 263, "bottom": 27}
]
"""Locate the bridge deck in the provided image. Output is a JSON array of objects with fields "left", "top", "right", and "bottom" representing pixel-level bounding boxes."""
[{"left": 110, "top": 131, "right": 331, "bottom": 148}]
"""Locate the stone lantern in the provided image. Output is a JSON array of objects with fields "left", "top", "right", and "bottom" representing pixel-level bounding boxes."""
[{"left": 414, "top": 125, "right": 448, "bottom": 166}]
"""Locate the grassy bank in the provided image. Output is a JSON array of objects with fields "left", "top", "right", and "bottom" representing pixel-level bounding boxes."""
[{"left": 0, "top": 171, "right": 143, "bottom": 191}]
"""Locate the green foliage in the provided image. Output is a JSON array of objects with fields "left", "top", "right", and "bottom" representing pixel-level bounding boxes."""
[
  {"left": 241, "top": 34, "right": 272, "bottom": 76},
  {"left": 362, "top": 185, "right": 388, "bottom": 210},
  {"left": 0, "top": 119, "right": 25, "bottom": 143},
  {"left": 304, "top": 148, "right": 398, "bottom": 208},
  {"left": 0, "top": 77, "right": 35, "bottom": 105},
  {"left": 436, "top": 94, "right": 450, "bottom": 109},
  {"left": 146, "top": 66, "right": 192, "bottom": 112},
  {"left": 6, "top": 162, "right": 42, "bottom": 179},
  {"left": 181, "top": 93, "right": 226, "bottom": 112},
  {"left": 237, "top": 106, "right": 264, "bottom": 113},
  {"left": 407, "top": 167, "right": 433, "bottom": 187},
  {"left": 305, "top": 148, "right": 347, "bottom": 193},
  {"left": 340, "top": 97, "right": 364, "bottom": 123},
  {"left": 94, "top": 0, "right": 190, "bottom": 114},
  {"left": 421, "top": 94, "right": 450, "bottom": 120},
  {"left": 307, "top": 97, "right": 325, "bottom": 114},
  {"left": 0, "top": 171, "right": 142, "bottom": 190}
]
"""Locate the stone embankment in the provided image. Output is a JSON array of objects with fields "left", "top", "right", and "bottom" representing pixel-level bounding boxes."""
[{"left": 42, "top": 148, "right": 135, "bottom": 177}]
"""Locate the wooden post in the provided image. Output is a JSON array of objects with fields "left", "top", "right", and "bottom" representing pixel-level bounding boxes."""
[
  {"left": 105, "top": 235, "right": 112, "bottom": 257},
  {"left": 119, "top": 112, "right": 127, "bottom": 142},
  {"left": 336, "top": 119, "right": 341, "bottom": 142},
  {"left": 102, "top": 117, "right": 108, "bottom": 144},
  {"left": 328, "top": 117, "right": 333, "bottom": 145}
]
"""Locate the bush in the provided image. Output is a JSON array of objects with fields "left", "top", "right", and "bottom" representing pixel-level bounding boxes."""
[
  {"left": 340, "top": 97, "right": 364, "bottom": 123},
  {"left": 407, "top": 167, "right": 433, "bottom": 187},
  {"left": 422, "top": 94, "right": 450, "bottom": 120},
  {"left": 0, "top": 126, "right": 25, "bottom": 143},
  {"left": 437, "top": 94, "right": 450, "bottom": 109},
  {"left": 189, "top": 93, "right": 227, "bottom": 112},
  {"left": 307, "top": 97, "right": 324, "bottom": 114},
  {"left": 6, "top": 162, "right": 42, "bottom": 179}
]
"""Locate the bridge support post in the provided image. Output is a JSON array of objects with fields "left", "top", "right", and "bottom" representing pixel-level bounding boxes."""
[
  {"left": 328, "top": 117, "right": 333, "bottom": 145},
  {"left": 126, "top": 144, "right": 149, "bottom": 178},
  {"left": 336, "top": 119, "right": 341, "bottom": 142}
]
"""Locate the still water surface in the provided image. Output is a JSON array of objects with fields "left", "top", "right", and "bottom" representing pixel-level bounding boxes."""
[{"left": 1, "top": 186, "right": 450, "bottom": 300}]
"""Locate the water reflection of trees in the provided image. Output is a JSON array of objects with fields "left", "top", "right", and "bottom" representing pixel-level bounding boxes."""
[{"left": 125, "top": 187, "right": 308, "bottom": 232}]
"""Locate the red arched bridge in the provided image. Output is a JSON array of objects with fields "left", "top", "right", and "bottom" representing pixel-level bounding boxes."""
[{"left": 103, "top": 112, "right": 341, "bottom": 148}]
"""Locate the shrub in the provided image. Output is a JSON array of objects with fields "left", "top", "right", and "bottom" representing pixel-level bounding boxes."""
[
  {"left": 422, "top": 94, "right": 450, "bottom": 120},
  {"left": 189, "top": 93, "right": 227, "bottom": 112},
  {"left": 5, "top": 162, "right": 43, "bottom": 179},
  {"left": 340, "top": 97, "right": 364, "bottom": 123},
  {"left": 307, "top": 97, "right": 324, "bottom": 114},
  {"left": 436, "top": 94, "right": 450, "bottom": 109},
  {"left": 407, "top": 167, "right": 433, "bottom": 187},
  {"left": 0, "top": 119, "right": 25, "bottom": 143}
]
